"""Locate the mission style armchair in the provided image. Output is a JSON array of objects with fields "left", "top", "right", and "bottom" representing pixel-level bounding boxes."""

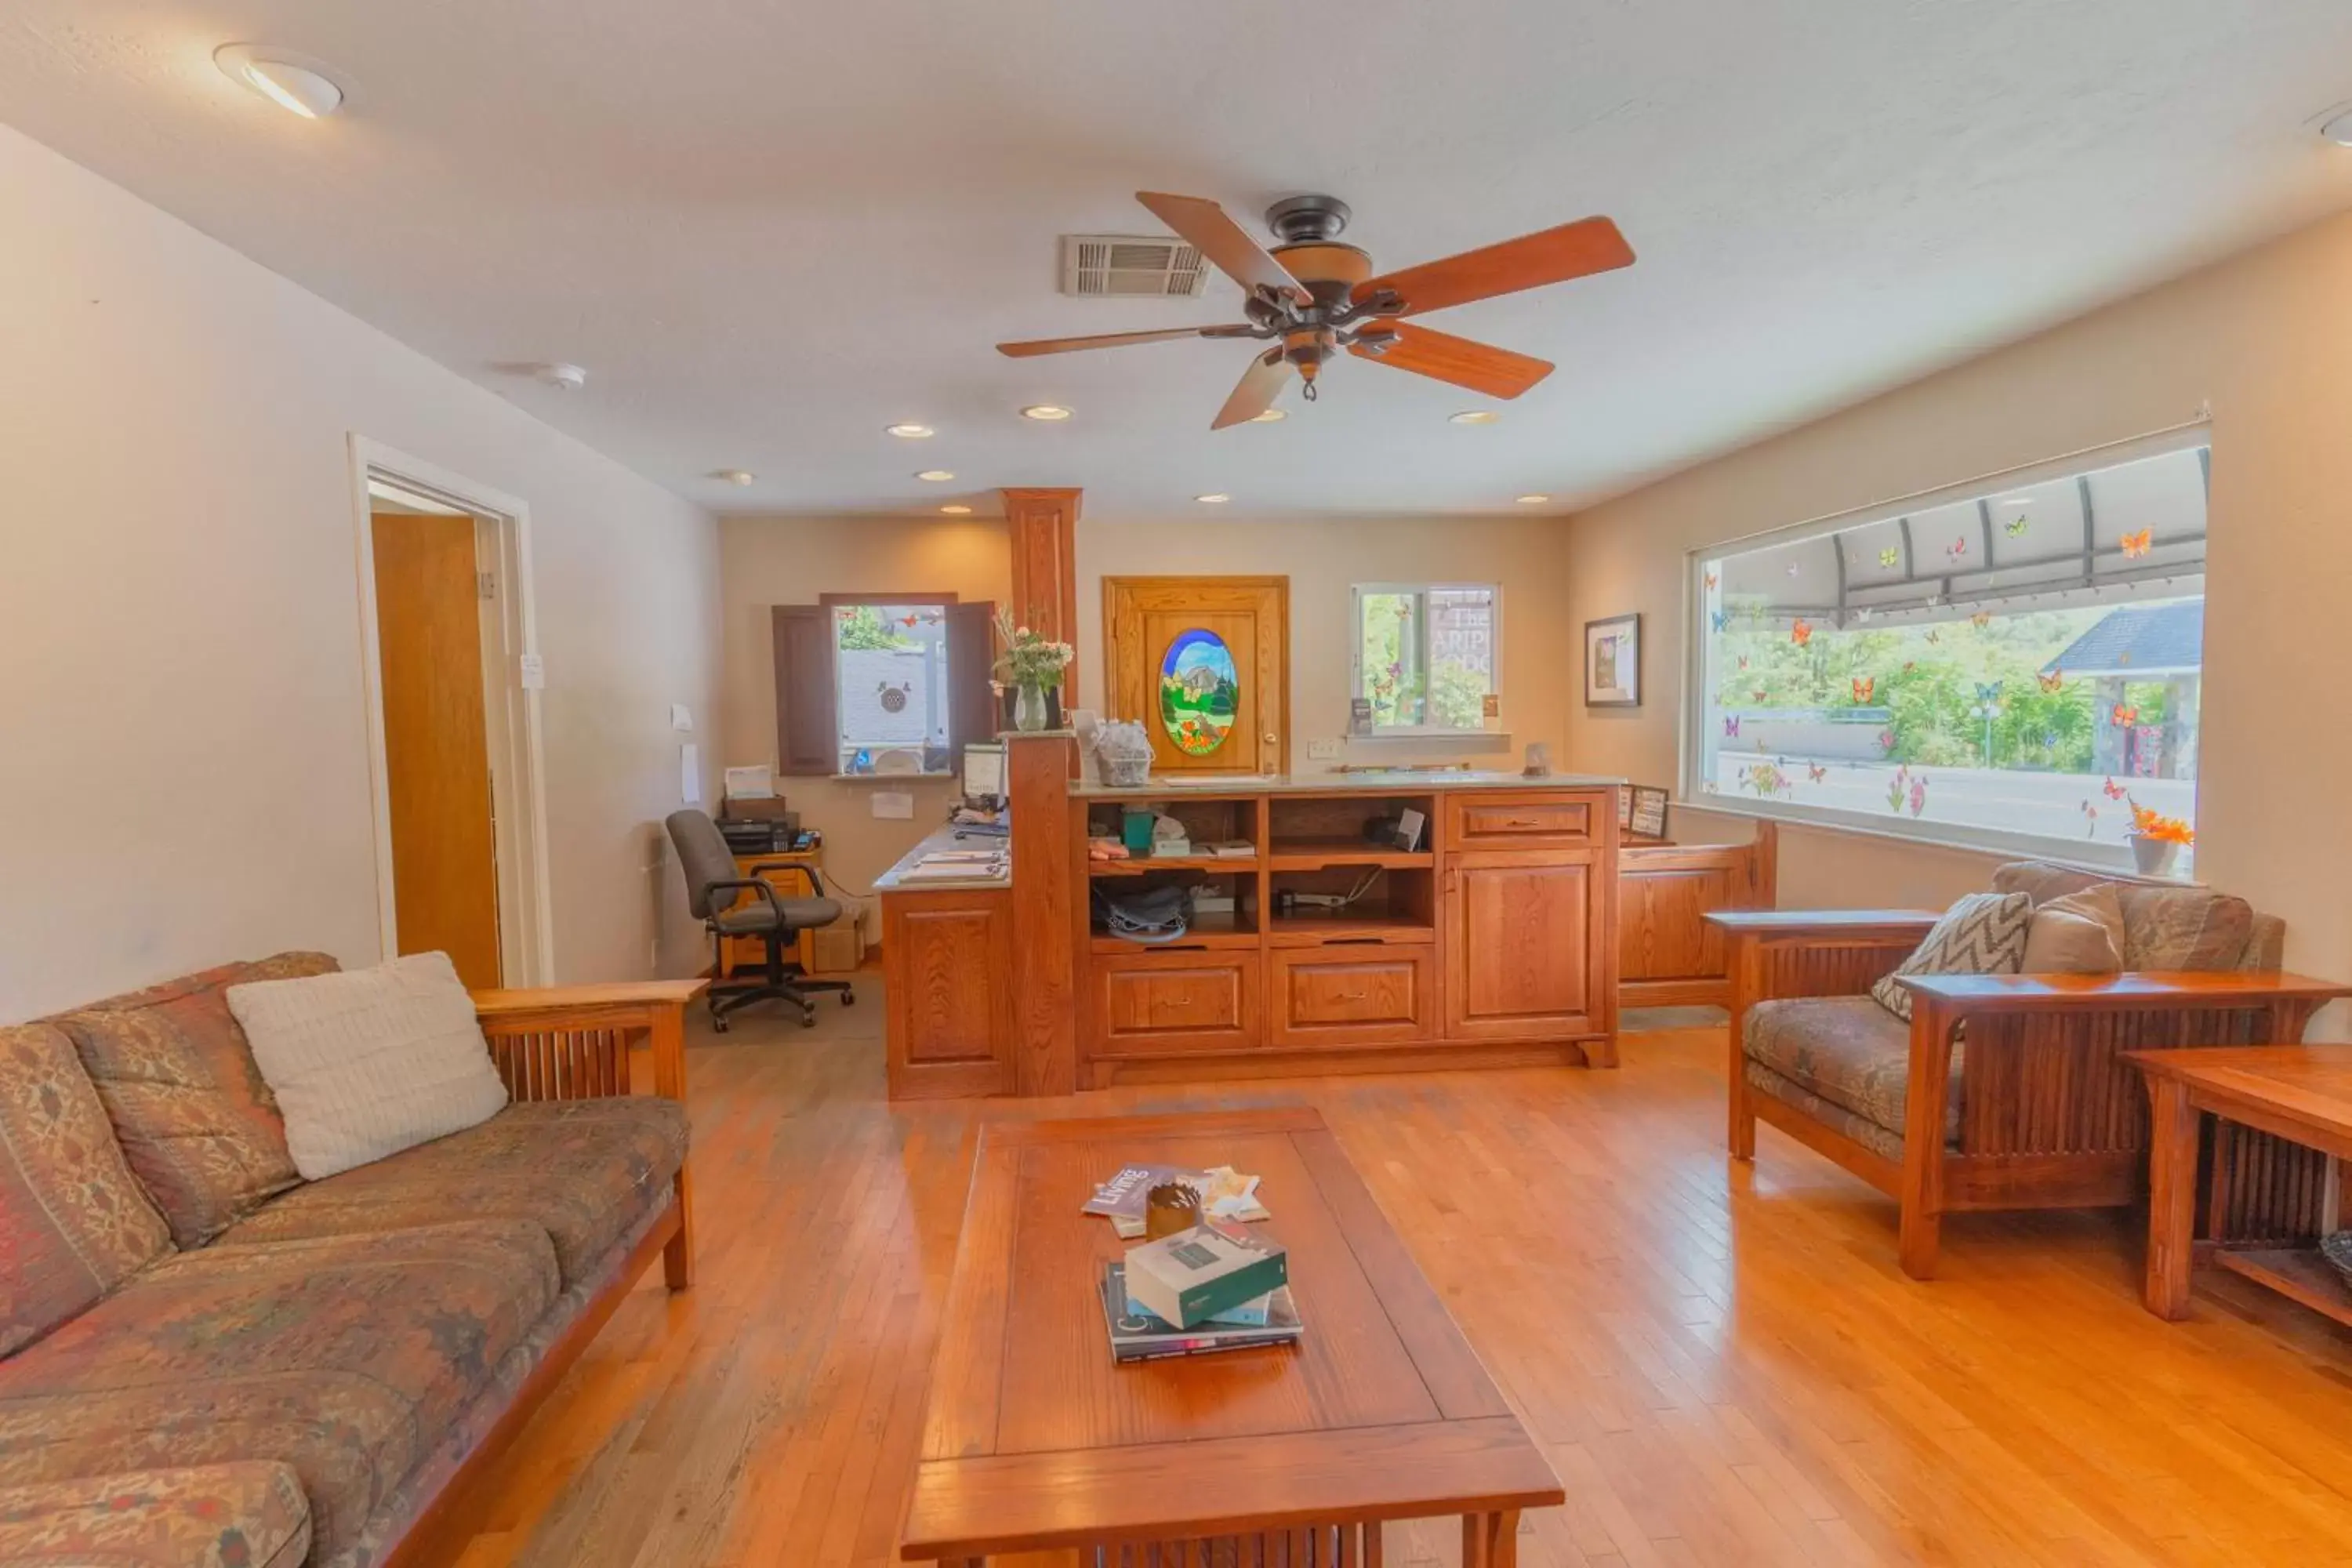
[{"left": 1708, "top": 860, "right": 2343, "bottom": 1279}]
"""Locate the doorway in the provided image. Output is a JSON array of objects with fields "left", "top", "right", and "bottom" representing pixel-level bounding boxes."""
[
  {"left": 1102, "top": 576, "right": 1289, "bottom": 774},
  {"left": 352, "top": 440, "right": 552, "bottom": 988}
]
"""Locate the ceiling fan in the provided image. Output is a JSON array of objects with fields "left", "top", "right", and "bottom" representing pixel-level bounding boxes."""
[{"left": 997, "top": 192, "right": 1634, "bottom": 429}]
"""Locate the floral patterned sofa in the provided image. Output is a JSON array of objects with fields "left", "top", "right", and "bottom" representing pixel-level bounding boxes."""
[{"left": 0, "top": 953, "right": 699, "bottom": 1568}]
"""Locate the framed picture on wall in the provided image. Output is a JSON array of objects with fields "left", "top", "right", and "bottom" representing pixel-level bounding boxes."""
[{"left": 1584, "top": 614, "right": 1641, "bottom": 707}]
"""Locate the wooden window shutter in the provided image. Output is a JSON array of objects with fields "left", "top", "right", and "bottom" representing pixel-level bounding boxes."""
[
  {"left": 946, "top": 600, "right": 1000, "bottom": 757},
  {"left": 772, "top": 604, "right": 836, "bottom": 776}
]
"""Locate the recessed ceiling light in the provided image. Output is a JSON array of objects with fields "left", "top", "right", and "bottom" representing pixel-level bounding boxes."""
[
  {"left": 713, "top": 470, "right": 756, "bottom": 486},
  {"left": 528, "top": 361, "right": 587, "bottom": 391},
  {"left": 915, "top": 470, "right": 956, "bottom": 482},
  {"left": 1515, "top": 494, "right": 1552, "bottom": 505},
  {"left": 1450, "top": 410, "right": 1500, "bottom": 426},
  {"left": 1248, "top": 409, "right": 1287, "bottom": 423},
  {"left": 215, "top": 45, "right": 347, "bottom": 119},
  {"left": 1196, "top": 493, "right": 1231, "bottom": 504},
  {"left": 940, "top": 504, "right": 974, "bottom": 515},
  {"left": 1020, "top": 405, "right": 1074, "bottom": 422},
  {"left": 885, "top": 423, "right": 935, "bottom": 439},
  {"left": 2322, "top": 107, "right": 2352, "bottom": 147}
]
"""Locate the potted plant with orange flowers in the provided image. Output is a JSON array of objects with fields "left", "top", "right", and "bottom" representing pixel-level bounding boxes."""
[{"left": 2126, "top": 800, "right": 2194, "bottom": 877}]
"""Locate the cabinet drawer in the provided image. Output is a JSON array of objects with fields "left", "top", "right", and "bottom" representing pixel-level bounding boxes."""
[
  {"left": 1092, "top": 950, "right": 1261, "bottom": 1057},
  {"left": 1269, "top": 946, "right": 1433, "bottom": 1048},
  {"left": 1446, "top": 790, "right": 1608, "bottom": 850}
]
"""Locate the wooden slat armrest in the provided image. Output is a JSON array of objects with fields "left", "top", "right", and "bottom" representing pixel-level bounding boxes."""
[
  {"left": 1891, "top": 971, "right": 2352, "bottom": 1016},
  {"left": 469, "top": 978, "right": 706, "bottom": 1108},
  {"left": 470, "top": 978, "right": 709, "bottom": 1023},
  {"left": 1707, "top": 909, "right": 1940, "bottom": 944}
]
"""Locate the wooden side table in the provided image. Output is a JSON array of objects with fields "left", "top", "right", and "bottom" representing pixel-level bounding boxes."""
[{"left": 2123, "top": 1045, "right": 2352, "bottom": 1322}]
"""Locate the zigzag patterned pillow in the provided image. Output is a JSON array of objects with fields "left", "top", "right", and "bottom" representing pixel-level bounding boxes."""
[{"left": 1870, "top": 891, "right": 2033, "bottom": 1022}]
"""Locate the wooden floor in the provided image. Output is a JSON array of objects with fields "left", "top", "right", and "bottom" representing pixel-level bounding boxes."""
[{"left": 437, "top": 979, "right": 2352, "bottom": 1567}]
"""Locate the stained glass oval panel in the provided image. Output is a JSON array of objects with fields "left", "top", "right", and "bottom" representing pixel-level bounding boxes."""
[{"left": 1159, "top": 629, "right": 1238, "bottom": 756}]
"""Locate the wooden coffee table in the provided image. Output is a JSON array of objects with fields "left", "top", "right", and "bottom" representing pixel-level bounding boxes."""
[
  {"left": 899, "top": 1107, "right": 1562, "bottom": 1567},
  {"left": 2126, "top": 1045, "right": 2352, "bottom": 1323}
]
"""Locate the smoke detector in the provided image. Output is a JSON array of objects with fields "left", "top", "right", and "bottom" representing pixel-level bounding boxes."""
[{"left": 1058, "top": 235, "right": 1210, "bottom": 298}]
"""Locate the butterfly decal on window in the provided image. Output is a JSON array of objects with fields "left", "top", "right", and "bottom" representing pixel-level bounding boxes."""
[
  {"left": 1909, "top": 777, "right": 1929, "bottom": 817},
  {"left": 1737, "top": 655, "right": 1750, "bottom": 670},
  {"left": 1711, "top": 609, "right": 1730, "bottom": 633},
  {"left": 2120, "top": 528, "right": 2153, "bottom": 558},
  {"left": 1924, "top": 629, "right": 1942, "bottom": 644},
  {"left": 2103, "top": 777, "right": 2128, "bottom": 800},
  {"left": 1878, "top": 546, "right": 1901, "bottom": 568},
  {"left": 1752, "top": 688, "right": 1769, "bottom": 702},
  {"left": 1877, "top": 728, "right": 1896, "bottom": 750},
  {"left": 1704, "top": 571, "right": 1719, "bottom": 590},
  {"left": 2037, "top": 670, "right": 2066, "bottom": 693},
  {"left": 1970, "top": 611, "right": 1991, "bottom": 629},
  {"left": 2112, "top": 704, "right": 2140, "bottom": 727},
  {"left": 1785, "top": 563, "right": 1802, "bottom": 578},
  {"left": 1947, "top": 537, "right": 1969, "bottom": 563},
  {"left": 1902, "top": 660, "right": 1917, "bottom": 674},
  {"left": 2005, "top": 514, "right": 2031, "bottom": 538},
  {"left": 2081, "top": 800, "right": 2099, "bottom": 833},
  {"left": 1790, "top": 619, "right": 1813, "bottom": 647},
  {"left": 1807, "top": 763, "right": 1828, "bottom": 783},
  {"left": 1975, "top": 681, "right": 2004, "bottom": 704},
  {"left": 1851, "top": 676, "right": 1875, "bottom": 702},
  {"left": 2042, "top": 730, "right": 2059, "bottom": 749},
  {"left": 1723, "top": 716, "right": 1741, "bottom": 738}
]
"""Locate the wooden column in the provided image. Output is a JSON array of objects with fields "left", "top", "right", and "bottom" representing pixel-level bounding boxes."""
[
  {"left": 1007, "top": 731, "right": 1080, "bottom": 1096},
  {"left": 1002, "top": 487, "right": 1081, "bottom": 703}
]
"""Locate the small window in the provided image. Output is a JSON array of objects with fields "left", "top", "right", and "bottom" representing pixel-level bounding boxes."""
[
  {"left": 1352, "top": 584, "right": 1500, "bottom": 735},
  {"left": 832, "top": 601, "right": 953, "bottom": 775},
  {"left": 1693, "top": 439, "right": 2208, "bottom": 864}
]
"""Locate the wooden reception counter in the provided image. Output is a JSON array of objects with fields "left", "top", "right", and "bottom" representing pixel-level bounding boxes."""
[{"left": 880, "top": 732, "right": 1624, "bottom": 1100}]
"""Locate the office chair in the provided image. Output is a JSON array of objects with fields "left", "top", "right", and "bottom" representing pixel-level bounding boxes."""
[{"left": 666, "top": 809, "right": 855, "bottom": 1031}]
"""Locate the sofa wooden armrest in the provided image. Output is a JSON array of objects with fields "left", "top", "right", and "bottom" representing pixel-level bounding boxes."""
[
  {"left": 1707, "top": 909, "right": 1941, "bottom": 943},
  {"left": 469, "top": 978, "right": 708, "bottom": 1288}
]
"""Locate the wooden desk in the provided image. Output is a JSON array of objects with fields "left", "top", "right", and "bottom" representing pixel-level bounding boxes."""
[
  {"left": 2124, "top": 1045, "right": 2352, "bottom": 1323},
  {"left": 901, "top": 1108, "right": 1563, "bottom": 1566}
]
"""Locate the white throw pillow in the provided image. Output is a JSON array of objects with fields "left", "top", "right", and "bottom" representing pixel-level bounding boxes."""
[{"left": 227, "top": 951, "right": 508, "bottom": 1180}]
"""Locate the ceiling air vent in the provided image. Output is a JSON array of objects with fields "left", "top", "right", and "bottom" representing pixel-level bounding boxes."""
[{"left": 1059, "top": 234, "right": 1210, "bottom": 298}]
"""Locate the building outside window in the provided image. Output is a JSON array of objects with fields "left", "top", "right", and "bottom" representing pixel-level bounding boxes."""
[
  {"left": 1690, "top": 436, "right": 2207, "bottom": 864},
  {"left": 1353, "top": 584, "right": 1500, "bottom": 735},
  {"left": 833, "top": 601, "right": 952, "bottom": 775}
]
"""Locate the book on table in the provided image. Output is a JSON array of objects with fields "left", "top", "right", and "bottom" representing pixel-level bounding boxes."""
[
  {"left": 1098, "top": 1262, "right": 1301, "bottom": 1363},
  {"left": 1122, "top": 1223, "right": 1288, "bottom": 1328}
]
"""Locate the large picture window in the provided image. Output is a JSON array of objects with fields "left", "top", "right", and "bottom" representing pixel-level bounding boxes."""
[
  {"left": 1692, "top": 437, "right": 2208, "bottom": 863},
  {"left": 1353, "top": 584, "right": 1500, "bottom": 735}
]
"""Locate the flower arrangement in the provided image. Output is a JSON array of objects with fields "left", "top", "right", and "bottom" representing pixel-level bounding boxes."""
[
  {"left": 991, "top": 608, "right": 1073, "bottom": 691},
  {"left": 2127, "top": 800, "right": 2194, "bottom": 846}
]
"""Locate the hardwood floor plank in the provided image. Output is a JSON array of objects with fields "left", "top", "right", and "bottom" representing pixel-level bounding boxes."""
[{"left": 423, "top": 992, "right": 2352, "bottom": 1568}]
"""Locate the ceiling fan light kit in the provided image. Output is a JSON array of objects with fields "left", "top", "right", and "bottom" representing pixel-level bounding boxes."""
[{"left": 999, "top": 191, "right": 1635, "bottom": 430}]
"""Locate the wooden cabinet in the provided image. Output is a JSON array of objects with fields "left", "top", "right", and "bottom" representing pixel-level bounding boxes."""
[
  {"left": 1092, "top": 949, "right": 1261, "bottom": 1057},
  {"left": 1444, "top": 849, "right": 1613, "bottom": 1047},
  {"left": 883, "top": 888, "right": 1015, "bottom": 1099},
  {"left": 1268, "top": 943, "right": 1434, "bottom": 1048},
  {"left": 1618, "top": 827, "right": 1774, "bottom": 1009},
  {"left": 1446, "top": 791, "right": 1600, "bottom": 851}
]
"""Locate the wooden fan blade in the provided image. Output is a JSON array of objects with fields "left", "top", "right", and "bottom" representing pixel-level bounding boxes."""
[
  {"left": 1352, "top": 216, "right": 1634, "bottom": 317},
  {"left": 996, "top": 327, "right": 1224, "bottom": 358},
  {"left": 1138, "top": 192, "right": 1311, "bottom": 304},
  {"left": 1211, "top": 351, "right": 1293, "bottom": 430},
  {"left": 1349, "top": 322, "right": 1553, "bottom": 399}
]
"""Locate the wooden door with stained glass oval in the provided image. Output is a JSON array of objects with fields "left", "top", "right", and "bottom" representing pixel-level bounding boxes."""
[{"left": 1102, "top": 577, "right": 1288, "bottom": 775}]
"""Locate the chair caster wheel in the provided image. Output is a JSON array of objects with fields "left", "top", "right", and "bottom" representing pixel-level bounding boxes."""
[
  {"left": 800, "top": 1011, "right": 817, "bottom": 1029},
  {"left": 712, "top": 1016, "right": 730, "bottom": 1034},
  {"left": 840, "top": 992, "right": 855, "bottom": 1007}
]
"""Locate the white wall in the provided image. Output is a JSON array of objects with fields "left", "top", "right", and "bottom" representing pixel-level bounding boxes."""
[
  {"left": 0, "top": 124, "right": 723, "bottom": 1017},
  {"left": 1564, "top": 205, "right": 2352, "bottom": 997}
]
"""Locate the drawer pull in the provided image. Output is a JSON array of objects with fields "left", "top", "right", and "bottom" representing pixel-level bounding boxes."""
[{"left": 1335, "top": 991, "right": 1367, "bottom": 1002}]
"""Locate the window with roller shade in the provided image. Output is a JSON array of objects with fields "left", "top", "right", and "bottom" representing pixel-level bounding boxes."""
[
  {"left": 1690, "top": 435, "right": 2208, "bottom": 866},
  {"left": 771, "top": 596, "right": 998, "bottom": 777}
]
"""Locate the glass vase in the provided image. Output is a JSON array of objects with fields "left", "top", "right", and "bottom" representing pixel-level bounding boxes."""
[{"left": 1014, "top": 683, "right": 1050, "bottom": 733}]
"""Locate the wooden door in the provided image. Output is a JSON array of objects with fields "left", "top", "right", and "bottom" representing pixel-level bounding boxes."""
[
  {"left": 1445, "top": 850, "right": 1606, "bottom": 1040},
  {"left": 1103, "top": 577, "right": 1287, "bottom": 774},
  {"left": 372, "top": 513, "right": 502, "bottom": 989}
]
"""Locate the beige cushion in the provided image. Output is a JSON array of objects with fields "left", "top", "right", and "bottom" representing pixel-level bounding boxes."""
[
  {"left": 1870, "top": 891, "right": 2032, "bottom": 1022},
  {"left": 2021, "top": 884, "right": 2126, "bottom": 974},
  {"left": 1990, "top": 860, "right": 2257, "bottom": 971},
  {"left": 224, "top": 952, "right": 507, "bottom": 1180}
]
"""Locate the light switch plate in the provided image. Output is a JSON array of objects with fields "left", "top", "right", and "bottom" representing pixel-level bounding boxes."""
[
  {"left": 872, "top": 791, "right": 915, "bottom": 820},
  {"left": 670, "top": 702, "right": 694, "bottom": 732},
  {"left": 1307, "top": 739, "right": 1341, "bottom": 761},
  {"left": 517, "top": 652, "right": 545, "bottom": 690}
]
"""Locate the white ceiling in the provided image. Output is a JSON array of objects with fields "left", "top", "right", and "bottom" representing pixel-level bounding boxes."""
[{"left": 5, "top": 2, "right": 2350, "bottom": 519}]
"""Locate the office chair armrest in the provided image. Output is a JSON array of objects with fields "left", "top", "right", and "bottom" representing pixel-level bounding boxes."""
[{"left": 702, "top": 877, "right": 786, "bottom": 922}]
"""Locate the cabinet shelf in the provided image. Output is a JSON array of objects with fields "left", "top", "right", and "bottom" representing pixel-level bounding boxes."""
[
  {"left": 1087, "top": 853, "right": 1258, "bottom": 877},
  {"left": 1089, "top": 909, "right": 1261, "bottom": 954},
  {"left": 1267, "top": 840, "right": 1432, "bottom": 872},
  {"left": 1265, "top": 913, "right": 1435, "bottom": 948}
]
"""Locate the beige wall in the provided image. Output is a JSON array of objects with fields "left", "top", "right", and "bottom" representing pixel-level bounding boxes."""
[
  {"left": 0, "top": 125, "right": 724, "bottom": 1017},
  {"left": 1563, "top": 206, "right": 2352, "bottom": 993},
  {"left": 719, "top": 511, "right": 1577, "bottom": 933},
  {"left": 717, "top": 516, "right": 1012, "bottom": 934}
]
